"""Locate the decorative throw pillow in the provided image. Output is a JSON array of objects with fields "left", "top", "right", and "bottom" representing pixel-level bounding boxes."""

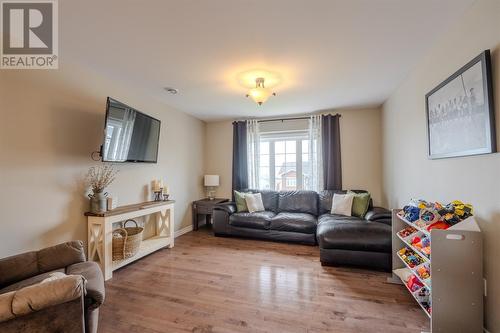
[
  {"left": 348, "top": 191, "right": 371, "bottom": 218},
  {"left": 41, "top": 272, "right": 67, "bottom": 283},
  {"left": 331, "top": 193, "right": 354, "bottom": 216},
  {"left": 245, "top": 193, "right": 265, "bottom": 213},
  {"left": 234, "top": 191, "right": 248, "bottom": 212}
]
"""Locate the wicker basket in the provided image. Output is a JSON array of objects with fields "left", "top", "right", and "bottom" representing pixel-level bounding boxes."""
[{"left": 112, "top": 219, "right": 144, "bottom": 261}]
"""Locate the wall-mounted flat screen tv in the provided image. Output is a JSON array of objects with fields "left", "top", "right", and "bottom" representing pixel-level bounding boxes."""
[{"left": 101, "top": 97, "right": 161, "bottom": 163}]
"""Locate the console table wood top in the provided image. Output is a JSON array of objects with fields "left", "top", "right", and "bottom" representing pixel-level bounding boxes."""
[{"left": 84, "top": 200, "right": 175, "bottom": 217}]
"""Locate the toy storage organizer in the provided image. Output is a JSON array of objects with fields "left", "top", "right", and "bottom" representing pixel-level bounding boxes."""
[{"left": 389, "top": 209, "right": 483, "bottom": 333}]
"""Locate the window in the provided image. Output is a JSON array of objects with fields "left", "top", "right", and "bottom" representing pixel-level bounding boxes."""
[
  {"left": 286, "top": 178, "right": 296, "bottom": 187},
  {"left": 258, "top": 132, "right": 311, "bottom": 191}
]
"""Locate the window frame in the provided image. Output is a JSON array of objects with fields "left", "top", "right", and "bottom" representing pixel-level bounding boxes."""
[{"left": 259, "top": 130, "right": 309, "bottom": 191}]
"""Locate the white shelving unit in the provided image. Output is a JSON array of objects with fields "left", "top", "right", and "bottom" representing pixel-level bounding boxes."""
[
  {"left": 86, "top": 200, "right": 175, "bottom": 280},
  {"left": 389, "top": 209, "right": 483, "bottom": 332}
]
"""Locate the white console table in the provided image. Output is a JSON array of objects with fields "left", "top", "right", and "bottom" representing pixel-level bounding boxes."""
[{"left": 85, "top": 200, "right": 175, "bottom": 280}]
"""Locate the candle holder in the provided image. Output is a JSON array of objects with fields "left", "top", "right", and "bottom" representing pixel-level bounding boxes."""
[
  {"left": 153, "top": 188, "right": 163, "bottom": 202},
  {"left": 162, "top": 194, "right": 170, "bottom": 201}
]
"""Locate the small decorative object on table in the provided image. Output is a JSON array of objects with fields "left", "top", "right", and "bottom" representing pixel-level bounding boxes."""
[
  {"left": 86, "top": 164, "right": 118, "bottom": 214},
  {"left": 162, "top": 185, "right": 170, "bottom": 201},
  {"left": 152, "top": 180, "right": 170, "bottom": 201},
  {"left": 152, "top": 179, "right": 164, "bottom": 201},
  {"left": 204, "top": 175, "right": 219, "bottom": 200},
  {"left": 107, "top": 197, "right": 118, "bottom": 210}
]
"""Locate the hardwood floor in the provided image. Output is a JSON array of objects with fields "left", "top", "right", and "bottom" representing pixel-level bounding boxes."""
[{"left": 99, "top": 228, "right": 429, "bottom": 333}]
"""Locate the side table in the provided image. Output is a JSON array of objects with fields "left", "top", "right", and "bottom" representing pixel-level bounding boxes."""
[{"left": 192, "top": 198, "right": 229, "bottom": 230}]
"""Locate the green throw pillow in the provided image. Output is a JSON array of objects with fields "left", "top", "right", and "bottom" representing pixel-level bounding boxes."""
[
  {"left": 234, "top": 191, "right": 248, "bottom": 212},
  {"left": 348, "top": 191, "right": 371, "bottom": 218}
]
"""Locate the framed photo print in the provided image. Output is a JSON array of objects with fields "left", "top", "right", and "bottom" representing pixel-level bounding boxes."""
[{"left": 425, "top": 50, "right": 496, "bottom": 159}]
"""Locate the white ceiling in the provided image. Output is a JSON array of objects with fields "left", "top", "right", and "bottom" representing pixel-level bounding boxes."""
[{"left": 61, "top": 0, "right": 475, "bottom": 121}]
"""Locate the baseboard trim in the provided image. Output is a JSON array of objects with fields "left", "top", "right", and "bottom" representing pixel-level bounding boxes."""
[{"left": 174, "top": 225, "right": 193, "bottom": 238}]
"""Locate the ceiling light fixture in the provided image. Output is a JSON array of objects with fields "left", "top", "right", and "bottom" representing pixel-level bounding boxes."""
[{"left": 246, "top": 77, "right": 276, "bottom": 105}]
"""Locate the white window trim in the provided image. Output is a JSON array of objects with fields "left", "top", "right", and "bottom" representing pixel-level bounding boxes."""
[{"left": 259, "top": 130, "right": 309, "bottom": 191}]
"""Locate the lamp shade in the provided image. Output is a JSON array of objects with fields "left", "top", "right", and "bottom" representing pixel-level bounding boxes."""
[
  {"left": 246, "top": 77, "right": 276, "bottom": 105},
  {"left": 204, "top": 175, "right": 219, "bottom": 187},
  {"left": 248, "top": 87, "right": 272, "bottom": 105}
]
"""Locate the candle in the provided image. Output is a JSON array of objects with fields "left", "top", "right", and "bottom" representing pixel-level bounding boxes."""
[
  {"left": 164, "top": 186, "right": 169, "bottom": 195},
  {"left": 159, "top": 179, "right": 164, "bottom": 189},
  {"left": 153, "top": 180, "right": 159, "bottom": 192}
]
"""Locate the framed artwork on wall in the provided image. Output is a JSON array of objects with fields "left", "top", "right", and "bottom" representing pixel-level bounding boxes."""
[{"left": 425, "top": 50, "right": 496, "bottom": 159}]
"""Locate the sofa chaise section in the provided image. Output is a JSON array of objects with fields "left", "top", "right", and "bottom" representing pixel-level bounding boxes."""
[
  {"left": 317, "top": 214, "right": 392, "bottom": 271},
  {"left": 316, "top": 190, "right": 392, "bottom": 271}
]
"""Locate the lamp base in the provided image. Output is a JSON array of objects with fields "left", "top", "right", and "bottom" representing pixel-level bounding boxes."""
[{"left": 206, "top": 187, "right": 216, "bottom": 200}]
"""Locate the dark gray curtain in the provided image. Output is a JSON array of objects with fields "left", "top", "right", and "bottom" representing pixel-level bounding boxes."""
[
  {"left": 232, "top": 121, "right": 248, "bottom": 199},
  {"left": 322, "top": 114, "right": 342, "bottom": 190}
]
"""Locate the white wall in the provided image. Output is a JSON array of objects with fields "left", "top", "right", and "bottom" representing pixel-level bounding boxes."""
[
  {"left": 0, "top": 61, "right": 206, "bottom": 258},
  {"left": 382, "top": 0, "right": 500, "bottom": 330},
  {"left": 205, "top": 107, "right": 383, "bottom": 205}
]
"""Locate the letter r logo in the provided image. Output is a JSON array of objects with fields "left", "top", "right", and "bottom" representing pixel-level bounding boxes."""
[{"left": 2, "top": 2, "right": 53, "bottom": 54}]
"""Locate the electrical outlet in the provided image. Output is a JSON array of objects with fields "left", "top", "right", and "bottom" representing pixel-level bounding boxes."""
[{"left": 484, "top": 278, "right": 487, "bottom": 297}]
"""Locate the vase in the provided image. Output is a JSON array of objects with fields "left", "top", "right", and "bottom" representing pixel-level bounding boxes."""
[{"left": 89, "top": 192, "right": 108, "bottom": 213}]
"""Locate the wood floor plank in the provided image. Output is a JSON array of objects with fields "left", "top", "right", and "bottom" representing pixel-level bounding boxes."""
[{"left": 99, "top": 228, "right": 429, "bottom": 333}]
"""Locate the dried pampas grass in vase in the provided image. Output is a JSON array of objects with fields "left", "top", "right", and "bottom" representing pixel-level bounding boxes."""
[{"left": 86, "top": 164, "right": 118, "bottom": 213}]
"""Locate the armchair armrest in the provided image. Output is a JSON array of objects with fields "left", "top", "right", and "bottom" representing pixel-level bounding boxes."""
[
  {"left": 214, "top": 202, "right": 237, "bottom": 215},
  {"left": 66, "top": 262, "right": 104, "bottom": 309},
  {"left": 365, "top": 207, "right": 392, "bottom": 226},
  {"left": 0, "top": 275, "right": 85, "bottom": 323},
  {"left": 213, "top": 202, "right": 236, "bottom": 236}
]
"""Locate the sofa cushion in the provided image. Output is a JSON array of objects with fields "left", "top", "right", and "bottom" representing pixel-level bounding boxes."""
[
  {"left": 318, "top": 213, "right": 362, "bottom": 224},
  {"left": 317, "top": 214, "right": 391, "bottom": 252},
  {"left": 318, "top": 190, "right": 372, "bottom": 215},
  {"left": 245, "top": 193, "right": 265, "bottom": 213},
  {"left": 234, "top": 191, "right": 248, "bottom": 212},
  {"left": 245, "top": 190, "right": 279, "bottom": 212},
  {"left": 318, "top": 190, "right": 344, "bottom": 215},
  {"left": 0, "top": 270, "right": 65, "bottom": 295},
  {"left": 349, "top": 191, "right": 371, "bottom": 218},
  {"left": 10, "top": 275, "right": 84, "bottom": 318},
  {"left": 229, "top": 211, "right": 275, "bottom": 230},
  {"left": 0, "top": 241, "right": 85, "bottom": 290},
  {"left": 270, "top": 212, "right": 318, "bottom": 234},
  {"left": 37, "top": 241, "right": 86, "bottom": 273},
  {"left": 0, "top": 252, "right": 38, "bottom": 289},
  {"left": 278, "top": 191, "right": 318, "bottom": 215},
  {"left": 331, "top": 193, "right": 354, "bottom": 216}
]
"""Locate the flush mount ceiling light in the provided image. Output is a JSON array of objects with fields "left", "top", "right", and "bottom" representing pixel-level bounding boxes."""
[{"left": 246, "top": 77, "right": 276, "bottom": 106}]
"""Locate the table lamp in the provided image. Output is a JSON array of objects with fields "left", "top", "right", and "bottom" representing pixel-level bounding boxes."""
[{"left": 204, "top": 175, "right": 219, "bottom": 200}]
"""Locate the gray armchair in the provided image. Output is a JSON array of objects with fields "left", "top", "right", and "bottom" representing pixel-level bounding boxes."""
[{"left": 0, "top": 241, "right": 105, "bottom": 333}]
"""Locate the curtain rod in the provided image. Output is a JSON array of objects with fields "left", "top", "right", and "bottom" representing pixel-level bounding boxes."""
[{"left": 234, "top": 113, "right": 341, "bottom": 124}]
